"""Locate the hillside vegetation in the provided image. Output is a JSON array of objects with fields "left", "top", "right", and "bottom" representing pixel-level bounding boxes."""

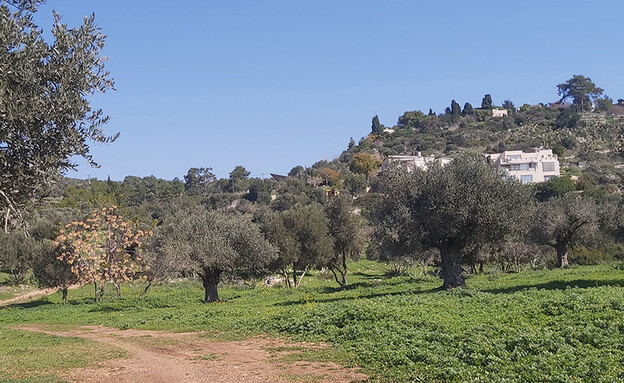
[
  {"left": 3, "top": 3, "right": 624, "bottom": 381},
  {"left": 3, "top": 68, "right": 624, "bottom": 382}
]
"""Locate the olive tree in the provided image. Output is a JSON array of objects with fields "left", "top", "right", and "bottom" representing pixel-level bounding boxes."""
[
  {"left": 0, "top": 232, "right": 39, "bottom": 284},
  {"left": 31, "top": 242, "right": 79, "bottom": 304},
  {"left": 261, "top": 203, "right": 333, "bottom": 288},
  {"left": 531, "top": 194, "right": 598, "bottom": 268},
  {"left": 0, "top": 1, "right": 116, "bottom": 230},
  {"left": 372, "top": 155, "right": 531, "bottom": 289},
  {"left": 323, "top": 195, "right": 367, "bottom": 287},
  {"left": 158, "top": 209, "right": 276, "bottom": 302}
]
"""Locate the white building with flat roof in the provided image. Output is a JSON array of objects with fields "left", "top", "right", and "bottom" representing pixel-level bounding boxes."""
[
  {"left": 492, "top": 108, "right": 509, "bottom": 117},
  {"left": 383, "top": 153, "right": 451, "bottom": 172},
  {"left": 489, "top": 148, "right": 560, "bottom": 184}
]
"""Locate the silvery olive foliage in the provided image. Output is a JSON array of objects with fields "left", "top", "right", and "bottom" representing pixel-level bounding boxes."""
[
  {"left": 157, "top": 208, "right": 276, "bottom": 302},
  {"left": 0, "top": 1, "right": 116, "bottom": 230},
  {"left": 531, "top": 193, "right": 599, "bottom": 268},
  {"left": 260, "top": 203, "right": 333, "bottom": 288},
  {"left": 372, "top": 154, "right": 532, "bottom": 288}
]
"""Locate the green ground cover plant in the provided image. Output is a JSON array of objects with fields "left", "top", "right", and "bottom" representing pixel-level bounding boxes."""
[{"left": 1, "top": 261, "right": 623, "bottom": 382}]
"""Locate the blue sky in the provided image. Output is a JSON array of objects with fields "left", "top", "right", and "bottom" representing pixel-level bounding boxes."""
[{"left": 34, "top": 1, "right": 624, "bottom": 180}]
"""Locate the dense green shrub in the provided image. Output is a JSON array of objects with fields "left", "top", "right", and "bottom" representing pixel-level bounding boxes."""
[{"left": 569, "top": 245, "right": 624, "bottom": 265}]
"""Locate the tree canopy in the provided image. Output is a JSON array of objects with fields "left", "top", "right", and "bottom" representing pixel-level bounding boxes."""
[
  {"left": 0, "top": 2, "right": 116, "bottom": 229},
  {"left": 371, "top": 115, "right": 382, "bottom": 134},
  {"left": 261, "top": 203, "right": 333, "bottom": 288},
  {"left": 531, "top": 194, "right": 598, "bottom": 268},
  {"left": 372, "top": 155, "right": 532, "bottom": 288},
  {"left": 349, "top": 153, "right": 381, "bottom": 179},
  {"left": 481, "top": 94, "right": 493, "bottom": 110},
  {"left": 184, "top": 167, "right": 216, "bottom": 194},
  {"left": 462, "top": 102, "right": 474, "bottom": 116},
  {"left": 229, "top": 166, "right": 251, "bottom": 193},
  {"left": 557, "top": 75, "right": 604, "bottom": 112},
  {"left": 158, "top": 208, "right": 276, "bottom": 302}
]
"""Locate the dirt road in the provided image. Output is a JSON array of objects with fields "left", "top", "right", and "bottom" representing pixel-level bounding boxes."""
[
  {"left": 15, "top": 324, "right": 366, "bottom": 383},
  {"left": 0, "top": 287, "right": 59, "bottom": 307}
]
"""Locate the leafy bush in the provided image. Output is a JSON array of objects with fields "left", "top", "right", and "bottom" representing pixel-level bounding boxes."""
[
  {"left": 0, "top": 233, "right": 41, "bottom": 285},
  {"left": 569, "top": 245, "right": 624, "bottom": 265}
]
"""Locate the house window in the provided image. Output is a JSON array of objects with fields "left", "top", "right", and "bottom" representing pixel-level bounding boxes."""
[
  {"left": 520, "top": 175, "right": 533, "bottom": 183},
  {"left": 544, "top": 175, "right": 554, "bottom": 181},
  {"left": 507, "top": 155, "right": 522, "bottom": 160},
  {"left": 509, "top": 163, "right": 532, "bottom": 171},
  {"left": 543, "top": 162, "right": 556, "bottom": 172}
]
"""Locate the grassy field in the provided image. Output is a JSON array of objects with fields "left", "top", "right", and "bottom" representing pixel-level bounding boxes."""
[
  {"left": 0, "top": 271, "right": 40, "bottom": 302},
  {"left": 1, "top": 261, "right": 624, "bottom": 382},
  {"left": 0, "top": 326, "right": 126, "bottom": 382}
]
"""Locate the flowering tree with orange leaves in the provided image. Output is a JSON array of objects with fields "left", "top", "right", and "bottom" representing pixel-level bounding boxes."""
[{"left": 56, "top": 206, "right": 150, "bottom": 302}]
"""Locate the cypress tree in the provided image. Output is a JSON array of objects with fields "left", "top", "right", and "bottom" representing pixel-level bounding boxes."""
[
  {"left": 371, "top": 115, "right": 383, "bottom": 134},
  {"left": 462, "top": 102, "right": 474, "bottom": 116},
  {"left": 481, "top": 94, "right": 493, "bottom": 110}
]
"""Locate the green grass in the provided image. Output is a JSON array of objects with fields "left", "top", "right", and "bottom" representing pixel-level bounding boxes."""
[
  {"left": 1, "top": 260, "right": 624, "bottom": 382},
  {"left": 0, "top": 271, "right": 40, "bottom": 302},
  {"left": 0, "top": 285, "right": 40, "bottom": 302},
  {"left": 0, "top": 327, "right": 126, "bottom": 382}
]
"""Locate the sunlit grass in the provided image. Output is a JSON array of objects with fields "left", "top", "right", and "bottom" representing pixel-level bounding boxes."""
[
  {"left": 1, "top": 261, "right": 624, "bottom": 382},
  {"left": 0, "top": 327, "right": 126, "bottom": 382}
]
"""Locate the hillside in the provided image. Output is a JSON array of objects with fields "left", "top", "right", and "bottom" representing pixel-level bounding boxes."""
[{"left": 334, "top": 102, "right": 624, "bottom": 199}]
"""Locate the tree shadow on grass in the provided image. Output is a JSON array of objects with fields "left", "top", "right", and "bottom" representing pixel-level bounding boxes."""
[
  {"left": 350, "top": 271, "right": 385, "bottom": 280},
  {"left": 318, "top": 281, "right": 377, "bottom": 293},
  {"left": 1, "top": 299, "right": 52, "bottom": 310},
  {"left": 275, "top": 283, "right": 439, "bottom": 307},
  {"left": 481, "top": 278, "right": 624, "bottom": 294},
  {"left": 1, "top": 295, "right": 93, "bottom": 309}
]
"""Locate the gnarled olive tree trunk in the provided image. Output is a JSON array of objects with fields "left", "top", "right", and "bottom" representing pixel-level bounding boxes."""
[
  {"left": 329, "top": 254, "right": 349, "bottom": 288},
  {"left": 201, "top": 268, "right": 222, "bottom": 303},
  {"left": 554, "top": 241, "right": 569, "bottom": 268},
  {"left": 440, "top": 244, "right": 465, "bottom": 289}
]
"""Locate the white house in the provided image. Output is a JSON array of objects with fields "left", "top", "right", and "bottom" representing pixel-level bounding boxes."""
[
  {"left": 492, "top": 108, "right": 509, "bottom": 117},
  {"left": 489, "top": 148, "right": 560, "bottom": 184},
  {"left": 383, "top": 153, "right": 451, "bottom": 172}
]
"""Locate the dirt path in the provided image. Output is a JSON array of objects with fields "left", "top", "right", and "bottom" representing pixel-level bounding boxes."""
[
  {"left": 0, "top": 287, "right": 58, "bottom": 307},
  {"left": 14, "top": 324, "right": 367, "bottom": 383},
  {"left": 0, "top": 284, "right": 80, "bottom": 308}
]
